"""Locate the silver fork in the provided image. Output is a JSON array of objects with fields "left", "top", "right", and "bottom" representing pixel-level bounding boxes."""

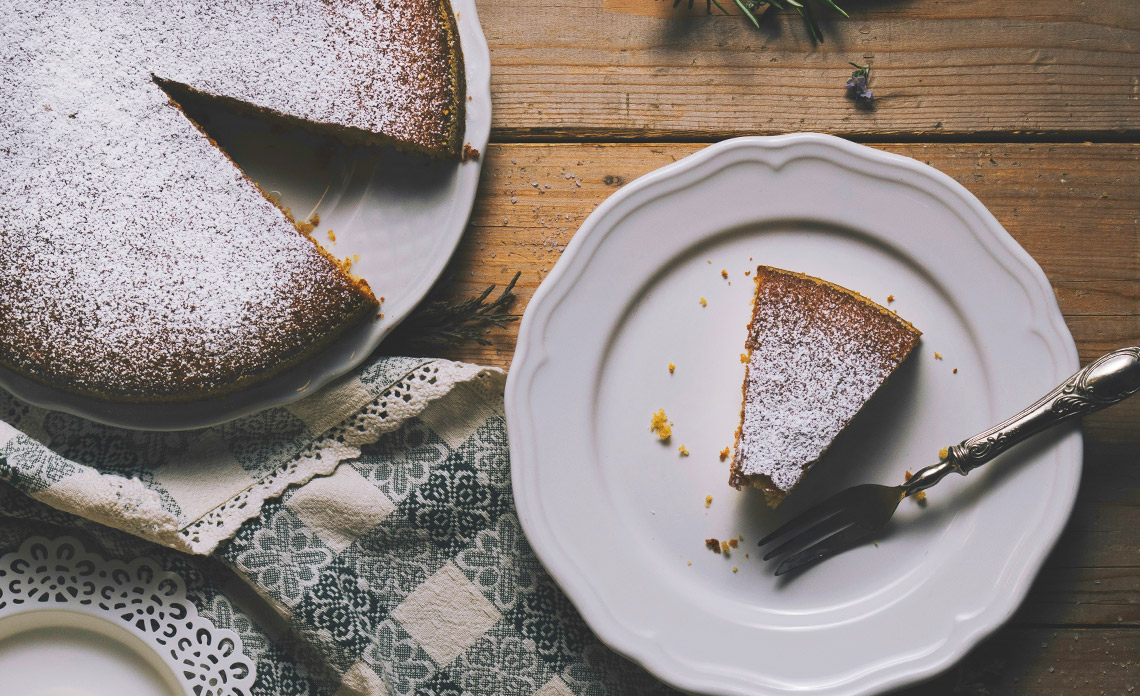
[{"left": 757, "top": 346, "right": 1140, "bottom": 576}]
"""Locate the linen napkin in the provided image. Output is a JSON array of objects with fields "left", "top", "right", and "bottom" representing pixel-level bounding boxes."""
[{"left": 0, "top": 356, "right": 675, "bottom": 695}]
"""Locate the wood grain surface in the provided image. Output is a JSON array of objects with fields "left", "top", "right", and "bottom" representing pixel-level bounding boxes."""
[
  {"left": 412, "top": 141, "right": 1139, "bottom": 693},
  {"left": 480, "top": 0, "right": 1140, "bottom": 140},
  {"left": 414, "top": 0, "right": 1140, "bottom": 691}
]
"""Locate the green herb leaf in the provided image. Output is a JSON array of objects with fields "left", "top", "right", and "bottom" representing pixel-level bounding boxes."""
[
  {"left": 821, "top": 0, "right": 848, "bottom": 18},
  {"left": 731, "top": 0, "right": 762, "bottom": 28},
  {"left": 700, "top": 0, "right": 846, "bottom": 42},
  {"left": 798, "top": 1, "right": 823, "bottom": 42}
]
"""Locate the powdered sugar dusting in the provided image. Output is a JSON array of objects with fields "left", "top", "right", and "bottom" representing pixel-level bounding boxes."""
[
  {"left": 735, "top": 268, "right": 920, "bottom": 493},
  {"left": 0, "top": 0, "right": 465, "bottom": 400}
]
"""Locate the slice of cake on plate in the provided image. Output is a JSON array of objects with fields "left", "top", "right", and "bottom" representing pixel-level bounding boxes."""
[{"left": 730, "top": 266, "right": 921, "bottom": 506}]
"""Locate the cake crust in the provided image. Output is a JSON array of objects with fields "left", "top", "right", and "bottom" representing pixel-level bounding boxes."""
[
  {"left": 730, "top": 266, "right": 922, "bottom": 505},
  {"left": 0, "top": 0, "right": 465, "bottom": 403}
]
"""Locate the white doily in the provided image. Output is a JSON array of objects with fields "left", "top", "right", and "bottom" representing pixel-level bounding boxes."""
[{"left": 0, "top": 536, "right": 256, "bottom": 696}]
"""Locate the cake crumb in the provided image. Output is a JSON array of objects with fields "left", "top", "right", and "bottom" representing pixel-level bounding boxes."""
[
  {"left": 934, "top": 352, "right": 943, "bottom": 360},
  {"left": 705, "top": 538, "right": 721, "bottom": 553},
  {"left": 719, "top": 447, "right": 730, "bottom": 461},
  {"left": 938, "top": 446, "right": 949, "bottom": 459},
  {"left": 953, "top": 368, "right": 958, "bottom": 374},
  {"left": 745, "top": 553, "right": 749, "bottom": 558},
  {"left": 739, "top": 353, "right": 748, "bottom": 364},
  {"left": 744, "top": 270, "right": 751, "bottom": 276},
  {"left": 705, "top": 495, "right": 713, "bottom": 508},
  {"left": 668, "top": 362, "right": 675, "bottom": 374},
  {"left": 699, "top": 297, "right": 707, "bottom": 307},
  {"left": 887, "top": 294, "right": 895, "bottom": 304},
  {"left": 720, "top": 540, "right": 730, "bottom": 554},
  {"left": 728, "top": 538, "right": 739, "bottom": 549},
  {"left": 678, "top": 444, "right": 690, "bottom": 456},
  {"left": 738, "top": 534, "right": 744, "bottom": 541},
  {"left": 462, "top": 144, "right": 480, "bottom": 161},
  {"left": 650, "top": 409, "right": 672, "bottom": 441},
  {"left": 707, "top": 259, "right": 711, "bottom": 264},
  {"left": 732, "top": 567, "right": 739, "bottom": 573},
  {"left": 721, "top": 269, "right": 728, "bottom": 279},
  {"left": 327, "top": 229, "right": 336, "bottom": 242},
  {"left": 687, "top": 561, "right": 692, "bottom": 566}
]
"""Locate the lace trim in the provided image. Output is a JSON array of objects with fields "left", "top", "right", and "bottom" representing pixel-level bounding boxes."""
[
  {"left": 0, "top": 536, "right": 257, "bottom": 695},
  {"left": 180, "top": 361, "right": 506, "bottom": 554}
]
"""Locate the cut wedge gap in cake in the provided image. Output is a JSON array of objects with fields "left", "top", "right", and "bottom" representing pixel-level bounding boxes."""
[
  {"left": 1, "top": 0, "right": 467, "bottom": 403},
  {"left": 152, "top": 76, "right": 377, "bottom": 302},
  {"left": 152, "top": 76, "right": 464, "bottom": 161},
  {"left": 730, "top": 266, "right": 921, "bottom": 507}
]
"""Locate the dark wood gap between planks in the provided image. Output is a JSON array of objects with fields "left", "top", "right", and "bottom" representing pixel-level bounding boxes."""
[
  {"left": 1011, "top": 624, "right": 1140, "bottom": 630},
  {"left": 488, "top": 129, "right": 1140, "bottom": 145}
]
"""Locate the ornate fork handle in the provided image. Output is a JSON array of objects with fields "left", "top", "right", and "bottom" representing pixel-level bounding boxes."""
[{"left": 947, "top": 346, "right": 1140, "bottom": 474}]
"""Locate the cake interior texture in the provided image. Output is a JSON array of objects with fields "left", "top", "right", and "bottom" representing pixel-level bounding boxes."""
[
  {"left": 730, "top": 266, "right": 922, "bottom": 506},
  {"left": 0, "top": 0, "right": 464, "bottom": 403}
]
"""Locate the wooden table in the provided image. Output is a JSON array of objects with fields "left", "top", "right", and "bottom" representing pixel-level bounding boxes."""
[{"left": 428, "top": 1, "right": 1139, "bottom": 691}]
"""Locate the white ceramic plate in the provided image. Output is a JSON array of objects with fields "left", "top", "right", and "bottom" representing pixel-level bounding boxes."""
[
  {"left": 0, "top": 536, "right": 255, "bottom": 696},
  {"left": 506, "top": 134, "right": 1081, "bottom": 696},
  {"left": 0, "top": 0, "right": 491, "bottom": 430}
]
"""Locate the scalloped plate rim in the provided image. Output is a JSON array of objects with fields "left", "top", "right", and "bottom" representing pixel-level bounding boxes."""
[
  {"left": 0, "top": 535, "right": 256, "bottom": 696},
  {"left": 506, "top": 133, "right": 1080, "bottom": 696},
  {"left": 0, "top": 0, "right": 492, "bottom": 431}
]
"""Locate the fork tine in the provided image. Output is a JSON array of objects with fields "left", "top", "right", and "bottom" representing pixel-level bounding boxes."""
[
  {"left": 774, "top": 524, "right": 875, "bottom": 576},
  {"left": 756, "top": 489, "right": 850, "bottom": 547},
  {"left": 761, "top": 514, "right": 853, "bottom": 561}
]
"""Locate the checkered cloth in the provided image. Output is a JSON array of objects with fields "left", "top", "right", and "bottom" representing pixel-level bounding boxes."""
[{"left": 0, "top": 357, "right": 675, "bottom": 695}]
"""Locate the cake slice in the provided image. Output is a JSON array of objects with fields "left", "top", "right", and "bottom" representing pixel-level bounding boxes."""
[{"left": 730, "top": 267, "right": 921, "bottom": 506}]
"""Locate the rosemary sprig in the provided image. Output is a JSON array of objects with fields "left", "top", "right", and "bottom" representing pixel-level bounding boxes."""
[
  {"left": 386, "top": 272, "right": 521, "bottom": 349},
  {"left": 732, "top": 0, "right": 761, "bottom": 28},
  {"left": 672, "top": 0, "right": 846, "bottom": 42}
]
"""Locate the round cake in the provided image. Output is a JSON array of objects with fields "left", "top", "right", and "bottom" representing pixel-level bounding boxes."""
[{"left": 0, "top": 0, "right": 465, "bottom": 403}]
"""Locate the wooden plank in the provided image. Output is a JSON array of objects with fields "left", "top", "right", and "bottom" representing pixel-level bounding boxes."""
[
  {"left": 1016, "top": 442, "right": 1140, "bottom": 627},
  {"left": 413, "top": 142, "right": 1139, "bottom": 369},
  {"left": 892, "top": 628, "right": 1139, "bottom": 695},
  {"left": 480, "top": 0, "right": 1140, "bottom": 138},
  {"left": 414, "top": 145, "right": 1140, "bottom": 693},
  {"left": 1019, "top": 565, "right": 1140, "bottom": 626},
  {"left": 404, "top": 142, "right": 1140, "bottom": 648},
  {"left": 395, "top": 142, "right": 1139, "bottom": 509}
]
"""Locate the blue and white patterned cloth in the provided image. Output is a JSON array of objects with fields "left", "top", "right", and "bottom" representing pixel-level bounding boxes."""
[{"left": 0, "top": 356, "right": 675, "bottom": 695}]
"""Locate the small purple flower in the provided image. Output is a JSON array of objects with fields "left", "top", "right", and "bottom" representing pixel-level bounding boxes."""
[{"left": 846, "top": 64, "right": 873, "bottom": 104}]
